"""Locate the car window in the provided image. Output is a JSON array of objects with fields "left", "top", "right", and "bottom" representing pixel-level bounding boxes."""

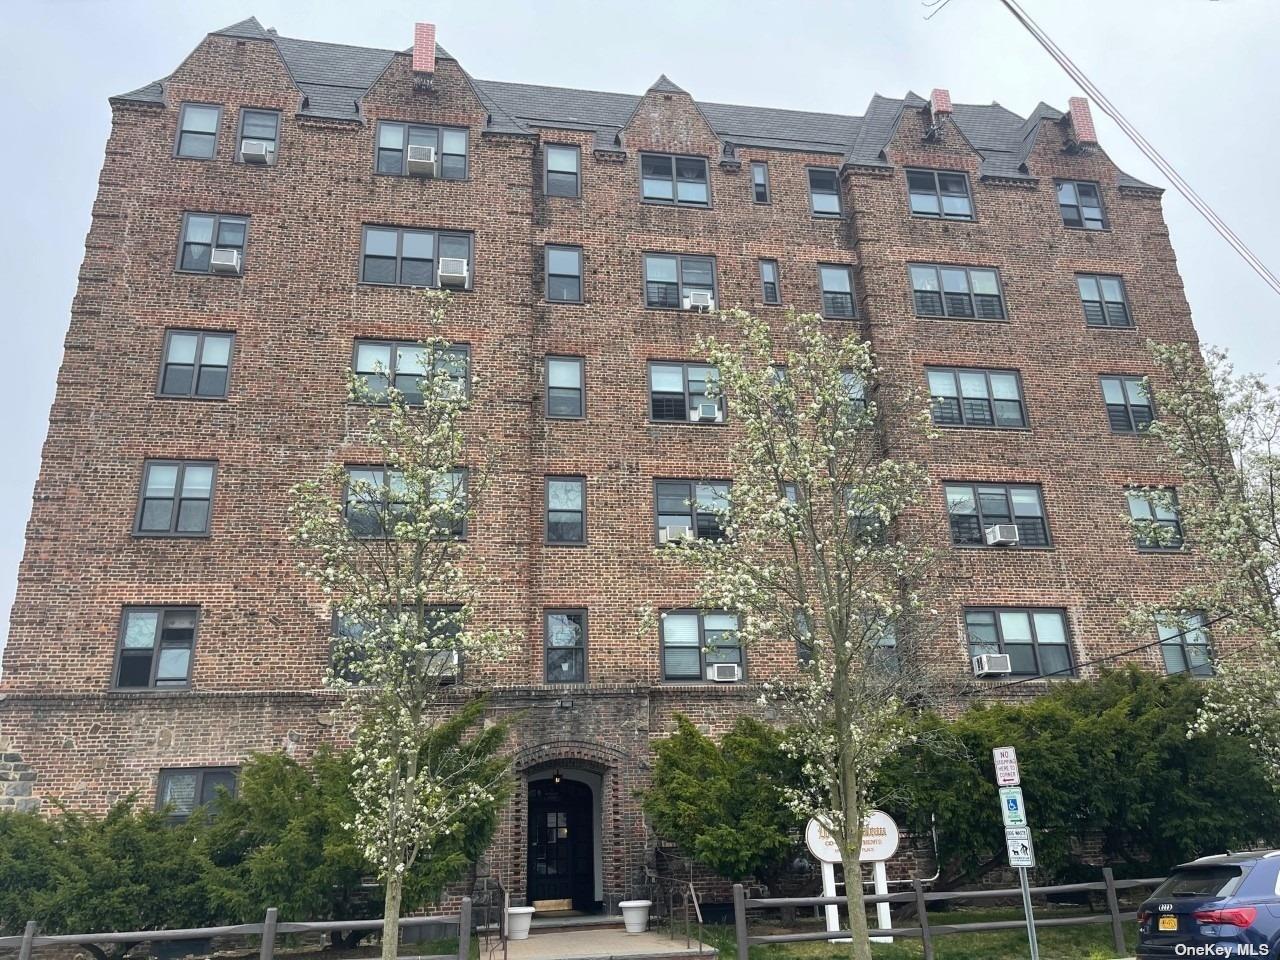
[{"left": 1151, "top": 867, "right": 1245, "bottom": 899}]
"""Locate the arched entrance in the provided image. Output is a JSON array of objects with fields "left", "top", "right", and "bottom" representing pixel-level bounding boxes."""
[{"left": 527, "top": 775, "right": 597, "bottom": 912}]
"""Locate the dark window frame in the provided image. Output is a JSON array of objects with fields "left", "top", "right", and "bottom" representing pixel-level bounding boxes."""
[
  {"left": 639, "top": 152, "right": 711, "bottom": 208},
  {"left": 156, "top": 766, "right": 238, "bottom": 819},
  {"left": 750, "top": 161, "right": 770, "bottom": 203},
  {"left": 818, "top": 263, "right": 857, "bottom": 318},
  {"left": 807, "top": 166, "right": 842, "bottom": 217},
  {"left": 659, "top": 608, "right": 744, "bottom": 683},
  {"left": 544, "top": 608, "right": 588, "bottom": 684},
  {"left": 1057, "top": 179, "right": 1108, "bottom": 230},
  {"left": 965, "top": 606, "right": 1076, "bottom": 679},
  {"left": 545, "top": 475, "right": 587, "bottom": 545},
  {"left": 642, "top": 252, "right": 718, "bottom": 310},
  {"left": 174, "top": 102, "right": 221, "bottom": 160},
  {"left": 1157, "top": 611, "right": 1213, "bottom": 678},
  {"left": 113, "top": 605, "right": 200, "bottom": 691},
  {"left": 343, "top": 465, "right": 469, "bottom": 540},
  {"left": 1078, "top": 273, "right": 1133, "bottom": 328},
  {"left": 759, "top": 259, "right": 782, "bottom": 305},
  {"left": 134, "top": 459, "right": 217, "bottom": 538},
  {"left": 545, "top": 244, "right": 584, "bottom": 304},
  {"left": 648, "top": 360, "right": 724, "bottom": 424},
  {"left": 910, "top": 263, "right": 1006, "bottom": 320},
  {"left": 352, "top": 340, "right": 471, "bottom": 404},
  {"left": 176, "top": 212, "right": 249, "bottom": 276},
  {"left": 944, "top": 481, "right": 1052, "bottom": 548},
  {"left": 374, "top": 120, "right": 469, "bottom": 179},
  {"left": 905, "top": 168, "right": 975, "bottom": 221},
  {"left": 545, "top": 355, "right": 585, "bottom": 420},
  {"left": 654, "top": 478, "right": 732, "bottom": 545},
  {"left": 1101, "top": 375, "right": 1154, "bottom": 433},
  {"left": 359, "top": 225, "right": 474, "bottom": 290},
  {"left": 544, "top": 144, "right": 581, "bottom": 198},
  {"left": 157, "top": 329, "right": 235, "bottom": 400},
  {"left": 1126, "top": 487, "right": 1185, "bottom": 551},
  {"left": 925, "top": 366, "right": 1027, "bottom": 429},
  {"left": 332, "top": 605, "right": 464, "bottom": 686},
  {"left": 236, "top": 107, "right": 280, "bottom": 165}
]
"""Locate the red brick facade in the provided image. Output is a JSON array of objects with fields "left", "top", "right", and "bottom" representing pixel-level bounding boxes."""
[{"left": 0, "top": 21, "right": 1214, "bottom": 909}]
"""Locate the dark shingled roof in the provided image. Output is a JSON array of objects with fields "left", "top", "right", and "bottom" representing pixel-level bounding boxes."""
[{"left": 109, "top": 20, "right": 1158, "bottom": 190}]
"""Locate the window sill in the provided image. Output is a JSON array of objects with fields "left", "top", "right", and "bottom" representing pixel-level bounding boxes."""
[
  {"left": 821, "top": 314, "right": 858, "bottom": 321},
  {"left": 174, "top": 270, "right": 244, "bottom": 279},
  {"left": 916, "top": 315, "right": 1011, "bottom": 325},
  {"left": 1085, "top": 324, "right": 1137, "bottom": 332},
  {"left": 647, "top": 419, "right": 727, "bottom": 427},
  {"left": 545, "top": 299, "right": 586, "bottom": 306},
  {"left": 643, "top": 305, "right": 720, "bottom": 313},
  {"left": 1135, "top": 546, "right": 1187, "bottom": 554},
  {"left": 356, "top": 282, "right": 474, "bottom": 293},
  {"left": 639, "top": 200, "right": 711, "bottom": 210},
  {"left": 109, "top": 686, "right": 193, "bottom": 695},
  {"left": 372, "top": 172, "right": 470, "bottom": 183},
  {"left": 154, "top": 394, "right": 230, "bottom": 402},
  {"left": 952, "top": 544, "right": 1055, "bottom": 552},
  {"left": 910, "top": 214, "right": 977, "bottom": 224},
  {"left": 811, "top": 213, "right": 844, "bottom": 220},
  {"left": 132, "top": 532, "right": 213, "bottom": 540},
  {"left": 545, "top": 541, "right": 589, "bottom": 548},
  {"left": 1062, "top": 224, "right": 1112, "bottom": 234},
  {"left": 972, "top": 674, "right": 1076, "bottom": 683},
  {"left": 934, "top": 423, "right": 1031, "bottom": 432}
]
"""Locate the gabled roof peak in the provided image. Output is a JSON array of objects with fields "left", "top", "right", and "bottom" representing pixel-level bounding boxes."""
[
  {"left": 648, "top": 74, "right": 686, "bottom": 95},
  {"left": 212, "top": 17, "right": 271, "bottom": 40}
]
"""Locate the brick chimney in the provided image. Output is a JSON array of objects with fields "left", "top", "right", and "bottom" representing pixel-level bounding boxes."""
[
  {"left": 930, "top": 88, "right": 954, "bottom": 117},
  {"left": 1067, "top": 96, "right": 1098, "bottom": 145},
  {"left": 413, "top": 22, "right": 436, "bottom": 89}
]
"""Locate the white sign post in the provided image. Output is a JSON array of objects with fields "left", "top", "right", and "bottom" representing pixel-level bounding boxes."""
[
  {"left": 805, "top": 811, "right": 900, "bottom": 946},
  {"left": 993, "top": 747, "right": 1039, "bottom": 960}
]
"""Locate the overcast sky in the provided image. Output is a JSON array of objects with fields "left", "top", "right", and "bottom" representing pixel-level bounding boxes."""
[{"left": 1, "top": 0, "right": 1277, "bottom": 651}]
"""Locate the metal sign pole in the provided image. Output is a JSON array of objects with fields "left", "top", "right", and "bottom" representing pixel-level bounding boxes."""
[{"left": 1018, "top": 866, "right": 1040, "bottom": 960}]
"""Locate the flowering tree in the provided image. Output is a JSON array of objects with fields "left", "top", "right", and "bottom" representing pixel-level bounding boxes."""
[
  {"left": 1143, "top": 343, "right": 1280, "bottom": 784},
  {"left": 290, "top": 291, "right": 513, "bottom": 960},
  {"left": 668, "top": 309, "right": 939, "bottom": 960}
]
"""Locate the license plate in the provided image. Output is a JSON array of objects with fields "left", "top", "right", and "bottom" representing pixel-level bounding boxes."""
[{"left": 1158, "top": 916, "right": 1178, "bottom": 932}]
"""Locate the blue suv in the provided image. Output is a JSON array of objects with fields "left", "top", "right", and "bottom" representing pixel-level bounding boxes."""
[{"left": 1138, "top": 851, "right": 1280, "bottom": 957}]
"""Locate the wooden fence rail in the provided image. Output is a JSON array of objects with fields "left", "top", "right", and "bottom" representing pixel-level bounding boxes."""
[
  {"left": 733, "top": 871, "right": 1162, "bottom": 960},
  {"left": 0, "top": 901, "right": 471, "bottom": 960}
]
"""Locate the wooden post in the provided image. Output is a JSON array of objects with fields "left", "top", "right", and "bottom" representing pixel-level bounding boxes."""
[
  {"left": 913, "top": 880, "right": 934, "bottom": 960},
  {"left": 259, "top": 908, "right": 277, "bottom": 960},
  {"left": 457, "top": 897, "right": 471, "bottom": 960},
  {"left": 1102, "top": 868, "right": 1126, "bottom": 955},
  {"left": 732, "top": 884, "right": 749, "bottom": 960},
  {"left": 18, "top": 921, "right": 37, "bottom": 960}
]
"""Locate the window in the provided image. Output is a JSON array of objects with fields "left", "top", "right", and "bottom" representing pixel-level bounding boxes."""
[
  {"left": 661, "top": 610, "right": 741, "bottom": 681},
  {"left": 178, "top": 214, "right": 247, "bottom": 274},
  {"left": 135, "top": 461, "right": 215, "bottom": 536},
  {"left": 545, "top": 609, "right": 586, "bottom": 683},
  {"left": 640, "top": 153, "right": 709, "bottom": 206},
  {"left": 656, "top": 480, "right": 731, "bottom": 542},
  {"left": 115, "top": 607, "right": 198, "bottom": 689},
  {"left": 546, "top": 477, "right": 586, "bottom": 544},
  {"left": 159, "top": 331, "right": 233, "bottom": 398},
  {"left": 1126, "top": 488, "right": 1184, "bottom": 550},
  {"left": 808, "top": 168, "right": 841, "bottom": 216},
  {"left": 1078, "top": 274, "right": 1131, "bottom": 327},
  {"left": 157, "top": 767, "right": 237, "bottom": 819},
  {"left": 237, "top": 109, "right": 279, "bottom": 163},
  {"left": 926, "top": 368, "right": 1026, "bottom": 429},
  {"left": 757, "top": 259, "right": 782, "bottom": 305},
  {"left": 1057, "top": 180, "right": 1106, "bottom": 230},
  {"left": 945, "top": 483, "right": 1050, "bottom": 547},
  {"left": 751, "top": 162, "right": 770, "bottom": 203},
  {"left": 360, "top": 226, "right": 472, "bottom": 288},
  {"left": 649, "top": 362, "right": 722, "bottom": 423},
  {"left": 546, "top": 356, "right": 584, "bottom": 418},
  {"left": 906, "top": 169, "right": 973, "bottom": 220},
  {"left": 375, "top": 121, "right": 467, "bottom": 178},
  {"left": 910, "top": 264, "right": 1004, "bottom": 319},
  {"left": 1157, "top": 612, "right": 1213, "bottom": 677},
  {"left": 546, "top": 245, "right": 583, "bottom": 303},
  {"left": 966, "top": 608, "right": 1073, "bottom": 678},
  {"left": 1101, "top": 376, "right": 1154, "bottom": 433},
  {"left": 819, "top": 264, "right": 856, "bottom": 318},
  {"left": 643, "top": 254, "right": 715, "bottom": 308},
  {"left": 353, "top": 341, "right": 469, "bottom": 404},
  {"left": 345, "top": 467, "right": 467, "bottom": 538},
  {"left": 175, "top": 103, "right": 220, "bottom": 159},
  {"left": 334, "top": 607, "right": 461, "bottom": 684},
  {"left": 545, "top": 144, "right": 581, "bottom": 197}
]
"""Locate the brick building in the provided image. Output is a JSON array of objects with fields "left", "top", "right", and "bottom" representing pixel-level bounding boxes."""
[{"left": 1, "top": 16, "right": 1217, "bottom": 912}]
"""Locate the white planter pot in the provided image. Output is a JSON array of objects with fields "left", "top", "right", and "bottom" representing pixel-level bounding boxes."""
[
  {"left": 618, "top": 900, "right": 652, "bottom": 934},
  {"left": 507, "top": 906, "right": 535, "bottom": 940}
]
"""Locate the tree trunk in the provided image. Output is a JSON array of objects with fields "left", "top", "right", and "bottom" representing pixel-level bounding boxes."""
[
  {"left": 840, "top": 848, "right": 873, "bottom": 960},
  {"left": 382, "top": 872, "right": 404, "bottom": 960}
]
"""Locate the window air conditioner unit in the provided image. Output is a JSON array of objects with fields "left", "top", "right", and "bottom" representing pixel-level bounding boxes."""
[
  {"left": 683, "top": 291, "right": 715, "bottom": 311},
  {"left": 689, "top": 402, "right": 722, "bottom": 423},
  {"left": 972, "top": 653, "right": 1013, "bottom": 677},
  {"left": 209, "top": 248, "right": 242, "bottom": 275},
  {"left": 707, "top": 663, "right": 742, "bottom": 682},
  {"left": 658, "top": 524, "right": 693, "bottom": 544},
  {"left": 438, "top": 258, "right": 470, "bottom": 288},
  {"left": 984, "top": 524, "right": 1020, "bottom": 546},
  {"left": 406, "top": 144, "right": 437, "bottom": 177},
  {"left": 239, "top": 141, "right": 270, "bottom": 164}
]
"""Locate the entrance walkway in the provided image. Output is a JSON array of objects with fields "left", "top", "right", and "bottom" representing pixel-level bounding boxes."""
[{"left": 505, "top": 928, "right": 717, "bottom": 960}]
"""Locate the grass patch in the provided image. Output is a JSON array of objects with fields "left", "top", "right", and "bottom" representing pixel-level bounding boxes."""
[{"left": 688, "top": 905, "right": 1138, "bottom": 960}]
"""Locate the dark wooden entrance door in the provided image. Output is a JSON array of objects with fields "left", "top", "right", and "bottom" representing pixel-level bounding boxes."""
[{"left": 527, "top": 778, "right": 594, "bottom": 911}]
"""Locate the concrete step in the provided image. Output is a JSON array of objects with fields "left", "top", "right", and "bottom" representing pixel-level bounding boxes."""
[{"left": 503, "top": 928, "right": 717, "bottom": 960}]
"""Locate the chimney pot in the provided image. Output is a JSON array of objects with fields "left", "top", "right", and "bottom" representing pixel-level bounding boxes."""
[
  {"left": 930, "top": 88, "right": 953, "bottom": 116},
  {"left": 1068, "top": 96, "right": 1098, "bottom": 145},
  {"left": 413, "top": 23, "right": 437, "bottom": 77}
]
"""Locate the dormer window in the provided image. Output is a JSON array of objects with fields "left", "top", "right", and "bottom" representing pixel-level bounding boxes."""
[
  {"left": 1057, "top": 180, "right": 1106, "bottom": 230},
  {"left": 641, "top": 154, "right": 709, "bottom": 206}
]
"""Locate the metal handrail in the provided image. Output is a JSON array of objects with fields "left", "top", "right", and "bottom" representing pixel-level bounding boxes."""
[{"left": 649, "top": 874, "right": 709, "bottom": 954}]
